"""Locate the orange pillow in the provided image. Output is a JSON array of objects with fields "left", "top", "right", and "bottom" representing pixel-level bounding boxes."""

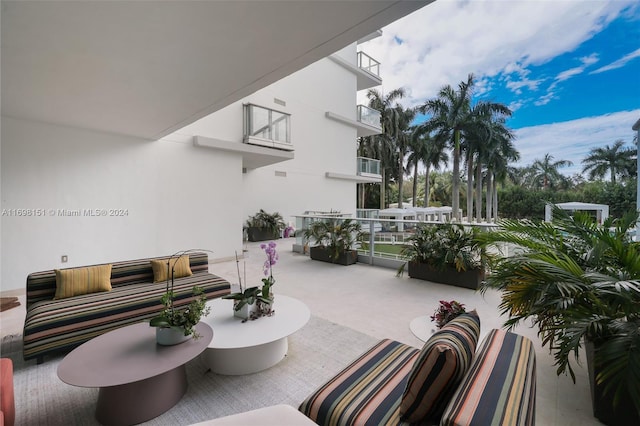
[{"left": 150, "top": 255, "right": 192, "bottom": 283}]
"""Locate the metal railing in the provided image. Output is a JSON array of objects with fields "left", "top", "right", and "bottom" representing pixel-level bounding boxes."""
[
  {"left": 357, "top": 157, "right": 381, "bottom": 176},
  {"left": 357, "top": 105, "right": 381, "bottom": 128},
  {"left": 357, "top": 51, "right": 381, "bottom": 77}
]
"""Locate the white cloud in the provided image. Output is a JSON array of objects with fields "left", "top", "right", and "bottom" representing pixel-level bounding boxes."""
[
  {"left": 360, "top": 0, "right": 634, "bottom": 106},
  {"left": 514, "top": 109, "right": 640, "bottom": 175},
  {"left": 591, "top": 47, "right": 640, "bottom": 74}
]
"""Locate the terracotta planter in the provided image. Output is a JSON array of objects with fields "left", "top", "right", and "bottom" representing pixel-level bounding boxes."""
[
  {"left": 585, "top": 340, "right": 640, "bottom": 425},
  {"left": 246, "top": 227, "right": 280, "bottom": 242},
  {"left": 309, "top": 246, "right": 358, "bottom": 266},
  {"left": 407, "top": 262, "right": 484, "bottom": 289}
]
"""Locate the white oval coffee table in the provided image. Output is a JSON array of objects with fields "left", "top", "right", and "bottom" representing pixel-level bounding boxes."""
[{"left": 202, "top": 295, "right": 310, "bottom": 375}]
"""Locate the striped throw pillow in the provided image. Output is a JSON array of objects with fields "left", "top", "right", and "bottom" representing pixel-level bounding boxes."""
[
  {"left": 54, "top": 264, "right": 112, "bottom": 300},
  {"left": 150, "top": 255, "right": 192, "bottom": 283},
  {"left": 400, "top": 310, "right": 480, "bottom": 423}
]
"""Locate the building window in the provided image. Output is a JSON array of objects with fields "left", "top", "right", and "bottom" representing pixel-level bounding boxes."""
[{"left": 244, "top": 103, "right": 292, "bottom": 151}]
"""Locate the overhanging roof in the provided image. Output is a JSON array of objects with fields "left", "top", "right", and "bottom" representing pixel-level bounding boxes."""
[{"left": 1, "top": 1, "right": 432, "bottom": 140}]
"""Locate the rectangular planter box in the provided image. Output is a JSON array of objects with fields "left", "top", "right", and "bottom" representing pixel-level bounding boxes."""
[
  {"left": 586, "top": 340, "right": 639, "bottom": 425},
  {"left": 407, "top": 262, "right": 484, "bottom": 290},
  {"left": 246, "top": 227, "right": 280, "bottom": 242},
  {"left": 309, "top": 246, "right": 358, "bottom": 266}
]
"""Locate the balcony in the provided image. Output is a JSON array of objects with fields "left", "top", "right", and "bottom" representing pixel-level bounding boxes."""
[
  {"left": 324, "top": 105, "right": 382, "bottom": 137},
  {"left": 329, "top": 50, "right": 382, "bottom": 91},
  {"left": 358, "top": 157, "right": 381, "bottom": 178},
  {"left": 357, "top": 51, "right": 380, "bottom": 78},
  {"left": 243, "top": 103, "right": 293, "bottom": 152}
]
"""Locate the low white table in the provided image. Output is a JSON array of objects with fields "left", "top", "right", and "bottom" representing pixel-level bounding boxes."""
[
  {"left": 202, "top": 295, "right": 310, "bottom": 375},
  {"left": 409, "top": 315, "right": 434, "bottom": 343}
]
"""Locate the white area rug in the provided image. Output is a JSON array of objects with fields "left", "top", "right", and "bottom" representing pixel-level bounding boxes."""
[{"left": 7, "top": 316, "right": 378, "bottom": 425}]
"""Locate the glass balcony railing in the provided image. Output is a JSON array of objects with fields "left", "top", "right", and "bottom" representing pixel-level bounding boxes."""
[
  {"left": 243, "top": 103, "right": 291, "bottom": 149},
  {"left": 357, "top": 105, "right": 381, "bottom": 129},
  {"left": 358, "top": 157, "right": 381, "bottom": 176},
  {"left": 357, "top": 51, "right": 381, "bottom": 78}
]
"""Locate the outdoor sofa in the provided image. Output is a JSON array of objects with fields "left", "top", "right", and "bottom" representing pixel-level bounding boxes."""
[
  {"left": 23, "top": 252, "right": 231, "bottom": 363},
  {"left": 299, "top": 312, "right": 536, "bottom": 426}
]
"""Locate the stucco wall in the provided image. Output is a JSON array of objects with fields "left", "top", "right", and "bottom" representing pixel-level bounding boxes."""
[{"left": 1, "top": 116, "right": 242, "bottom": 291}]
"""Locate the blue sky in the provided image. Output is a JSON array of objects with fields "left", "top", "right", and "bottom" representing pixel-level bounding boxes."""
[{"left": 360, "top": 0, "right": 640, "bottom": 176}]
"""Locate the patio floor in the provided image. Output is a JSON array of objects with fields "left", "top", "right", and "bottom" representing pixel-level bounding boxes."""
[{"left": 0, "top": 240, "right": 602, "bottom": 425}]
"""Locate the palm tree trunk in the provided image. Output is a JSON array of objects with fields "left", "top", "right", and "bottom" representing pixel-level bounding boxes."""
[
  {"left": 452, "top": 130, "right": 461, "bottom": 220},
  {"left": 486, "top": 172, "right": 493, "bottom": 221},
  {"left": 381, "top": 169, "right": 387, "bottom": 210},
  {"left": 424, "top": 166, "right": 431, "bottom": 208},
  {"left": 466, "top": 154, "right": 473, "bottom": 222},
  {"left": 611, "top": 165, "right": 616, "bottom": 184},
  {"left": 493, "top": 179, "right": 499, "bottom": 222},
  {"left": 413, "top": 161, "right": 419, "bottom": 207},
  {"left": 475, "top": 162, "right": 483, "bottom": 222},
  {"left": 398, "top": 155, "right": 404, "bottom": 208}
]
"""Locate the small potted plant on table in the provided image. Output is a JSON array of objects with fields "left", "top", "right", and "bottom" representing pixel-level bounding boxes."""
[{"left": 304, "top": 218, "right": 362, "bottom": 265}]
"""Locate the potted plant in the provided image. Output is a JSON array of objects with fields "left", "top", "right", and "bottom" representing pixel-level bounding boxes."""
[
  {"left": 245, "top": 209, "right": 286, "bottom": 242},
  {"left": 223, "top": 243, "right": 278, "bottom": 320},
  {"left": 398, "top": 223, "right": 489, "bottom": 289},
  {"left": 479, "top": 207, "right": 640, "bottom": 425},
  {"left": 304, "top": 218, "right": 362, "bottom": 265},
  {"left": 431, "top": 300, "right": 467, "bottom": 329},
  {"left": 150, "top": 286, "right": 211, "bottom": 345}
]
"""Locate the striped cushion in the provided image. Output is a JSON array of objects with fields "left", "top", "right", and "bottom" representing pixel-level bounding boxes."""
[
  {"left": 440, "top": 329, "right": 536, "bottom": 426},
  {"left": 150, "top": 255, "right": 193, "bottom": 283},
  {"left": 54, "top": 264, "right": 113, "bottom": 299},
  {"left": 299, "top": 339, "right": 419, "bottom": 426},
  {"left": 400, "top": 311, "right": 480, "bottom": 423}
]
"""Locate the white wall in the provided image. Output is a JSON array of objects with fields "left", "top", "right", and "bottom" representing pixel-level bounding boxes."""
[
  {"left": 173, "top": 44, "right": 361, "bottom": 227},
  {"left": 1, "top": 116, "right": 243, "bottom": 292}
]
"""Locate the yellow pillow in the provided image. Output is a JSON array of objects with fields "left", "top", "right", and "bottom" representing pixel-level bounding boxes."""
[
  {"left": 150, "top": 255, "right": 192, "bottom": 283},
  {"left": 54, "top": 264, "right": 113, "bottom": 300}
]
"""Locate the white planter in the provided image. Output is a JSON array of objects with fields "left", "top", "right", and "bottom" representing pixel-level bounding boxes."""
[
  {"left": 233, "top": 301, "right": 257, "bottom": 320},
  {"left": 156, "top": 327, "right": 190, "bottom": 346}
]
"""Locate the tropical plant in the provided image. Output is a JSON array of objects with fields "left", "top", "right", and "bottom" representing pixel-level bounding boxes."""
[
  {"left": 406, "top": 129, "right": 449, "bottom": 208},
  {"left": 398, "top": 223, "right": 490, "bottom": 274},
  {"left": 365, "top": 87, "right": 407, "bottom": 209},
  {"left": 479, "top": 207, "right": 640, "bottom": 420},
  {"left": 304, "top": 218, "right": 362, "bottom": 261},
  {"left": 431, "top": 300, "right": 467, "bottom": 329},
  {"left": 582, "top": 139, "right": 635, "bottom": 184},
  {"left": 245, "top": 209, "right": 286, "bottom": 234},
  {"left": 420, "top": 74, "right": 511, "bottom": 220},
  {"left": 150, "top": 286, "right": 211, "bottom": 338},
  {"left": 529, "top": 153, "right": 573, "bottom": 189}
]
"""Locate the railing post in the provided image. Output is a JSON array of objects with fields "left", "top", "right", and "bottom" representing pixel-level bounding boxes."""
[{"left": 369, "top": 220, "right": 374, "bottom": 265}]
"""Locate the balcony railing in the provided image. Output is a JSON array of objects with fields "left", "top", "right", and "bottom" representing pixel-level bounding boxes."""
[
  {"left": 357, "top": 51, "right": 380, "bottom": 78},
  {"left": 358, "top": 157, "right": 381, "bottom": 177},
  {"left": 357, "top": 105, "right": 381, "bottom": 129},
  {"left": 243, "top": 103, "right": 292, "bottom": 150}
]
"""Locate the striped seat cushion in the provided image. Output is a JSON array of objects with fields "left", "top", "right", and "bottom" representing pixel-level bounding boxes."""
[
  {"left": 299, "top": 339, "right": 419, "bottom": 426},
  {"left": 400, "top": 311, "right": 481, "bottom": 423},
  {"left": 440, "top": 329, "right": 536, "bottom": 426}
]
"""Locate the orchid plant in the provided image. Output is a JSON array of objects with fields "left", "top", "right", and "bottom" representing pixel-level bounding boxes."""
[{"left": 259, "top": 241, "right": 278, "bottom": 303}]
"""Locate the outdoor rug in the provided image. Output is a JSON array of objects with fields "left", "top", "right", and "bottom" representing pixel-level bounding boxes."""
[{"left": 5, "top": 316, "right": 379, "bottom": 425}]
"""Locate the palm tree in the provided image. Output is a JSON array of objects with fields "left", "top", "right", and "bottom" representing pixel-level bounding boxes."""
[
  {"left": 367, "top": 88, "right": 406, "bottom": 208},
  {"left": 406, "top": 129, "right": 449, "bottom": 208},
  {"left": 530, "top": 153, "right": 573, "bottom": 189},
  {"left": 421, "top": 74, "right": 511, "bottom": 220},
  {"left": 581, "top": 139, "right": 635, "bottom": 184},
  {"left": 391, "top": 106, "right": 416, "bottom": 208}
]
